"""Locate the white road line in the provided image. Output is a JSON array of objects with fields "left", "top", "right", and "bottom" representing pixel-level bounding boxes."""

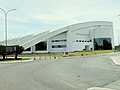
[
  {"left": 111, "top": 57, "right": 120, "bottom": 65},
  {"left": 60, "top": 80, "right": 76, "bottom": 88},
  {"left": 87, "top": 87, "right": 115, "bottom": 90}
]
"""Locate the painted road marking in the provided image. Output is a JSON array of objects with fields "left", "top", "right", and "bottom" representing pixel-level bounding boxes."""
[
  {"left": 111, "top": 57, "right": 120, "bottom": 65},
  {"left": 87, "top": 87, "right": 115, "bottom": 90},
  {"left": 60, "top": 80, "right": 76, "bottom": 88}
]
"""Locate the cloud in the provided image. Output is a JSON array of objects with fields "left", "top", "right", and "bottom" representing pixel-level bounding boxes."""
[{"left": 0, "top": 0, "right": 120, "bottom": 44}]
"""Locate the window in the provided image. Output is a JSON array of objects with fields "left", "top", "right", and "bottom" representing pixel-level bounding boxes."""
[
  {"left": 25, "top": 47, "right": 31, "bottom": 51},
  {"left": 94, "top": 38, "right": 112, "bottom": 50},
  {"left": 35, "top": 41, "right": 47, "bottom": 51},
  {"left": 76, "top": 33, "right": 89, "bottom": 36},
  {"left": 52, "top": 45, "right": 66, "bottom": 48},
  {"left": 79, "top": 40, "right": 81, "bottom": 42},
  {"left": 52, "top": 39, "right": 67, "bottom": 42},
  {"left": 76, "top": 40, "right": 88, "bottom": 42},
  {"left": 76, "top": 40, "right": 78, "bottom": 42}
]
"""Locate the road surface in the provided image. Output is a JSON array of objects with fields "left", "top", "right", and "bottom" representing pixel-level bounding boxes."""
[{"left": 0, "top": 54, "right": 120, "bottom": 90}]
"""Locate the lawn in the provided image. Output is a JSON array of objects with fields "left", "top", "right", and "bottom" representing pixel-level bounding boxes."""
[
  {"left": 0, "top": 50, "right": 117, "bottom": 61},
  {"left": 19, "top": 50, "right": 116, "bottom": 57}
]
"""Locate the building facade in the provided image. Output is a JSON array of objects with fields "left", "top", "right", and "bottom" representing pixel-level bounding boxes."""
[{"left": 1, "top": 21, "right": 114, "bottom": 53}]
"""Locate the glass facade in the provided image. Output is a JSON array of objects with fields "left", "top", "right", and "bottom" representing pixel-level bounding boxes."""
[
  {"left": 25, "top": 47, "right": 31, "bottom": 51},
  {"left": 35, "top": 41, "right": 47, "bottom": 51},
  {"left": 94, "top": 38, "right": 112, "bottom": 50}
]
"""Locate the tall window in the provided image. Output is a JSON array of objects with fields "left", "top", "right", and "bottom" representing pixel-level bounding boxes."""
[
  {"left": 35, "top": 41, "right": 47, "bottom": 51},
  {"left": 25, "top": 47, "right": 31, "bottom": 51},
  {"left": 94, "top": 38, "right": 112, "bottom": 50}
]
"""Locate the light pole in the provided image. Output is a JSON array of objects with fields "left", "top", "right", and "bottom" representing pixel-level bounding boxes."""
[
  {"left": 118, "top": 33, "right": 119, "bottom": 45},
  {"left": 118, "top": 15, "right": 120, "bottom": 45},
  {"left": 0, "top": 8, "right": 16, "bottom": 59}
]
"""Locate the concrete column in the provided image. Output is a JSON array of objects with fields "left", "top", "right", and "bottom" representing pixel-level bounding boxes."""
[
  {"left": 31, "top": 45, "right": 36, "bottom": 53},
  {"left": 47, "top": 38, "right": 51, "bottom": 53}
]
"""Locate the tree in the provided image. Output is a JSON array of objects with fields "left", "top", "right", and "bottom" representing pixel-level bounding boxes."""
[
  {"left": 0, "top": 45, "right": 6, "bottom": 60},
  {"left": 15, "top": 45, "right": 24, "bottom": 60},
  {"left": 0, "top": 45, "right": 24, "bottom": 60}
]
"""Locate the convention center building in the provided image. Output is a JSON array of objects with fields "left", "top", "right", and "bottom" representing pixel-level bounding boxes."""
[{"left": 0, "top": 21, "right": 114, "bottom": 53}]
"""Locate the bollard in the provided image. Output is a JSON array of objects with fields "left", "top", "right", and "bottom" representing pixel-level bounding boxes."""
[
  {"left": 54, "top": 56, "right": 56, "bottom": 59},
  {"left": 39, "top": 57, "right": 41, "bottom": 60},
  {"left": 33, "top": 57, "right": 36, "bottom": 60},
  {"left": 81, "top": 54, "right": 83, "bottom": 56}
]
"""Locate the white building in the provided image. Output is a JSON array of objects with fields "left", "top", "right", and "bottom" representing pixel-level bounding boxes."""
[{"left": 1, "top": 21, "right": 114, "bottom": 53}]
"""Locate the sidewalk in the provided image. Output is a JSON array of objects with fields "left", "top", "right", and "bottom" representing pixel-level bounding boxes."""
[
  {"left": 111, "top": 56, "right": 120, "bottom": 65},
  {"left": 0, "top": 60, "right": 33, "bottom": 64},
  {"left": 0, "top": 57, "right": 33, "bottom": 64}
]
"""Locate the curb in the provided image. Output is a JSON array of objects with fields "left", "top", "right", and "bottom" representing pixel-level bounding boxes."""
[
  {"left": 0, "top": 60, "right": 33, "bottom": 64},
  {"left": 111, "top": 56, "right": 120, "bottom": 65}
]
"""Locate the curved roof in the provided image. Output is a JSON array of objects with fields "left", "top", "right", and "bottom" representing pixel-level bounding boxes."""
[{"left": 1, "top": 21, "right": 113, "bottom": 49}]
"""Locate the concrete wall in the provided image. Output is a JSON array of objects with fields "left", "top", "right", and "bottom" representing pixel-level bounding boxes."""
[
  {"left": 70, "top": 25, "right": 91, "bottom": 51},
  {"left": 50, "top": 32, "right": 67, "bottom": 52}
]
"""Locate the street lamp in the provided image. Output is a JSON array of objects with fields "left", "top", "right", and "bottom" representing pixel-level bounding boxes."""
[
  {"left": 118, "top": 32, "right": 120, "bottom": 45},
  {"left": 0, "top": 8, "right": 16, "bottom": 59}
]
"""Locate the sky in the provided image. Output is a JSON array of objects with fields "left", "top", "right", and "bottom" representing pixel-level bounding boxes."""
[{"left": 0, "top": 0, "right": 120, "bottom": 45}]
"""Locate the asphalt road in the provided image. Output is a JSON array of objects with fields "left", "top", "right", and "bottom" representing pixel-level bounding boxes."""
[{"left": 0, "top": 54, "right": 120, "bottom": 90}]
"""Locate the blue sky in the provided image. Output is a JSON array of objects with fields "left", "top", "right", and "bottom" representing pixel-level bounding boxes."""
[{"left": 0, "top": 0, "right": 120, "bottom": 45}]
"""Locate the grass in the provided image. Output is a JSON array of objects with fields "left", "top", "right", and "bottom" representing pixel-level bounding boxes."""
[
  {"left": 68, "top": 50, "right": 115, "bottom": 57},
  {"left": 17, "top": 50, "right": 117, "bottom": 58},
  {"left": 19, "top": 53, "right": 63, "bottom": 57},
  {"left": 0, "top": 50, "right": 117, "bottom": 61}
]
